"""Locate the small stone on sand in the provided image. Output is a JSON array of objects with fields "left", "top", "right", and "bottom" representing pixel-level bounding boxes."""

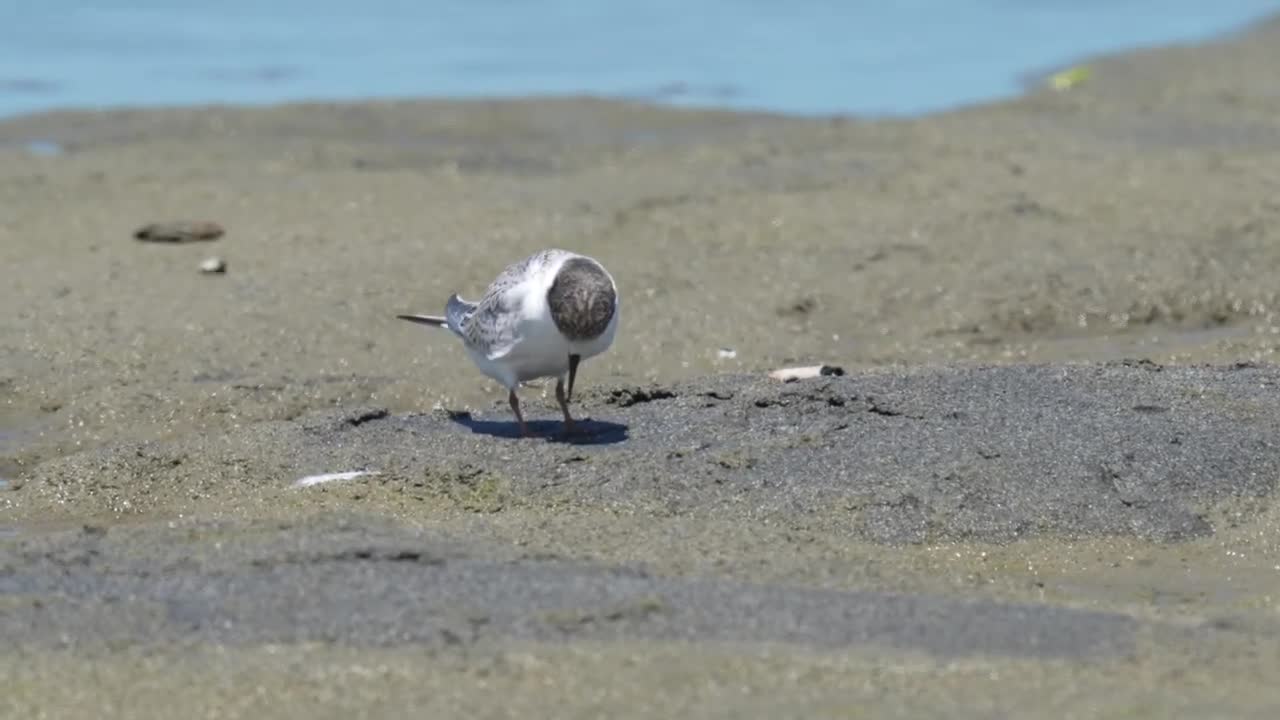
[{"left": 199, "top": 257, "right": 227, "bottom": 274}]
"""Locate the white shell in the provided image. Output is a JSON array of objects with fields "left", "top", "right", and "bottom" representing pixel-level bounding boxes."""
[{"left": 768, "top": 365, "right": 844, "bottom": 382}]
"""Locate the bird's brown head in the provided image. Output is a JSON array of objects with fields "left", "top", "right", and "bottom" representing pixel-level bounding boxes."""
[{"left": 547, "top": 257, "right": 615, "bottom": 341}]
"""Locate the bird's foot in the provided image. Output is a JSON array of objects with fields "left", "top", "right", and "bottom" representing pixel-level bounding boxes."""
[{"left": 559, "top": 418, "right": 590, "bottom": 439}]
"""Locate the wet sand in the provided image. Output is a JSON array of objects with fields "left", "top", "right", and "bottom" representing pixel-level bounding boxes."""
[{"left": 4, "top": 14, "right": 1280, "bottom": 719}]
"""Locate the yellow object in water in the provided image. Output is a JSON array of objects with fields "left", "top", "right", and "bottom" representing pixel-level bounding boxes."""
[{"left": 1048, "top": 65, "right": 1092, "bottom": 91}]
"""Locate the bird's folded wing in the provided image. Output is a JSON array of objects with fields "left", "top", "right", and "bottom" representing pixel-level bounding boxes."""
[{"left": 466, "top": 288, "right": 530, "bottom": 360}]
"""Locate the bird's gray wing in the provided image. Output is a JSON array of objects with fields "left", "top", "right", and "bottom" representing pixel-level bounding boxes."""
[
  {"left": 461, "top": 283, "right": 525, "bottom": 360},
  {"left": 460, "top": 250, "right": 566, "bottom": 359}
]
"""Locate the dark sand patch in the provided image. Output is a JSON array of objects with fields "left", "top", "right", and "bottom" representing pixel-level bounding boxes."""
[
  {"left": 0, "top": 514, "right": 1137, "bottom": 660},
  {"left": 9, "top": 365, "right": 1279, "bottom": 544}
]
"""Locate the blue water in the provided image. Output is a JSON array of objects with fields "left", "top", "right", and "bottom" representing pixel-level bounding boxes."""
[{"left": 1, "top": 1, "right": 1277, "bottom": 119}]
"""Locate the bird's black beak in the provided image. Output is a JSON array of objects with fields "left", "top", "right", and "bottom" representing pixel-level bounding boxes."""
[{"left": 567, "top": 354, "right": 581, "bottom": 402}]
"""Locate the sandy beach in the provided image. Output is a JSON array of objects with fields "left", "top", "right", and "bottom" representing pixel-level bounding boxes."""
[{"left": 3, "top": 14, "right": 1280, "bottom": 719}]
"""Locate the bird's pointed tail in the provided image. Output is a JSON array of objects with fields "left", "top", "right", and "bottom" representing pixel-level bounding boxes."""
[
  {"left": 397, "top": 293, "right": 477, "bottom": 336},
  {"left": 396, "top": 314, "right": 449, "bottom": 328}
]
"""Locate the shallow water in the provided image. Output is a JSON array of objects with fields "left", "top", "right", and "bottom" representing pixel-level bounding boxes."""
[{"left": 2, "top": 0, "right": 1278, "bottom": 118}]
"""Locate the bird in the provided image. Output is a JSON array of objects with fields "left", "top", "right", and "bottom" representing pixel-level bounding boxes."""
[{"left": 396, "top": 249, "right": 619, "bottom": 438}]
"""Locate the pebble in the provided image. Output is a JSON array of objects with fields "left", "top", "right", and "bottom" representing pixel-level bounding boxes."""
[
  {"left": 199, "top": 257, "right": 227, "bottom": 274},
  {"left": 134, "top": 220, "right": 225, "bottom": 243}
]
